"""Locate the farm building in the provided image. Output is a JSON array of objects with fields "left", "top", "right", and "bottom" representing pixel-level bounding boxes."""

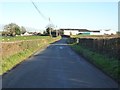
[
  {"left": 21, "top": 32, "right": 33, "bottom": 36},
  {"left": 60, "top": 29, "right": 91, "bottom": 35},
  {"left": 100, "top": 29, "right": 116, "bottom": 35},
  {"left": 60, "top": 29, "right": 116, "bottom": 35}
]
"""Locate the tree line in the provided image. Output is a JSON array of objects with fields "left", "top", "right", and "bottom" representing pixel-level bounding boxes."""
[
  {"left": 2, "top": 23, "right": 26, "bottom": 36},
  {"left": 1, "top": 23, "right": 63, "bottom": 37},
  {"left": 43, "top": 27, "right": 63, "bottom": 37}
]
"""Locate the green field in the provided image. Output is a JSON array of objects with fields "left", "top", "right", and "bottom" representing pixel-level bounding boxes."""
[{"left": 1, "top": 36, "right": 51, "bottom": 42}]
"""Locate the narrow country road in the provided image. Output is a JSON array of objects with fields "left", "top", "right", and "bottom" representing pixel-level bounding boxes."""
[{"left": 2, "top": 38, "right": 119, "bottom": 88}]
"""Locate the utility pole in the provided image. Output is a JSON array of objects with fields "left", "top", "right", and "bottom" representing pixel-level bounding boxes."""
[
  {"left": 49, "top": 28, "right": 52, "bottom": 37},
  {"left": 49, "top": 17, "right": 52, "bottom": 37},
  {"left": 31, "top": 1, "right": 57, "bottom": 37},
  {"left": 56, "top": 26, "right": 58, "bottom": 37}
]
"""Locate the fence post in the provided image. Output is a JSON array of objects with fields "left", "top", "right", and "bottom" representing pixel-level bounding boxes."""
[{"left": 76, "top": 38, "right": 79, "bottom": 44}]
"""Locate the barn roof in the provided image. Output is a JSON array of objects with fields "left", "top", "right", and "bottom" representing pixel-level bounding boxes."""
[{"left": 60, "top": 29, "right": 90, "bottom": 32}]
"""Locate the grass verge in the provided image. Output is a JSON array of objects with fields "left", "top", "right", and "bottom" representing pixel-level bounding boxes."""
[
  {"left": 2, "top": 49, "right": 32, "bottom": 74},
  {"left": 70, "top": 43, "right": 120, "bottom": 82},
  {"left": 1, "top": 36, "right": 61, "bottom": 75}
]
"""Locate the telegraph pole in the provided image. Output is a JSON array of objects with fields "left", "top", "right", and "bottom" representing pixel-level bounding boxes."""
[
  {"left": 31, "top": 1, "right": 56, "bottom": 37},
  {"left": 49, "top": 17, "right": 52, "bottom": 37},
  {"left": 56, "top": 26, "right": 58, "bottom": 37}
]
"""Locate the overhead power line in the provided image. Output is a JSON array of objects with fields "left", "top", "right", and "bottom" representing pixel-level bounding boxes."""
[
  {"left": 31, "top": 1, "right": 48, "bottom": 21},
  {"left": 31, "top": 0, "right": 55, "bottom": 29}
]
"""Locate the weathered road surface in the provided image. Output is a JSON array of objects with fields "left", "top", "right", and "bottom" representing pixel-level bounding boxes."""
[{"left": 2, "top": 38, "right": 119, "bottom": 88}]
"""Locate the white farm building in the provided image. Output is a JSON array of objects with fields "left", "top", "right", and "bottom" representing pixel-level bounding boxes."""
[{"left": 60, "top": 29, "right": 116, "bottom": 36}]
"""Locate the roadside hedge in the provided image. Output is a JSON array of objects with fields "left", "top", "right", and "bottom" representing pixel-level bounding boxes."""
[
  {"left": 68, "top": 36, "right": 120, "bottom": 82},
  {"left": 69, "top": 37, "right": 120, "bottom": 60},
  {"left": 1, "top": 36, "right": 60, "bottom": 75}
]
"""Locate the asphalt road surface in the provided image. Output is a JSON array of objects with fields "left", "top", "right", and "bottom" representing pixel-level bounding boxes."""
[{"left": 2, "top": 38, "right": 119, "bottom": 88}]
